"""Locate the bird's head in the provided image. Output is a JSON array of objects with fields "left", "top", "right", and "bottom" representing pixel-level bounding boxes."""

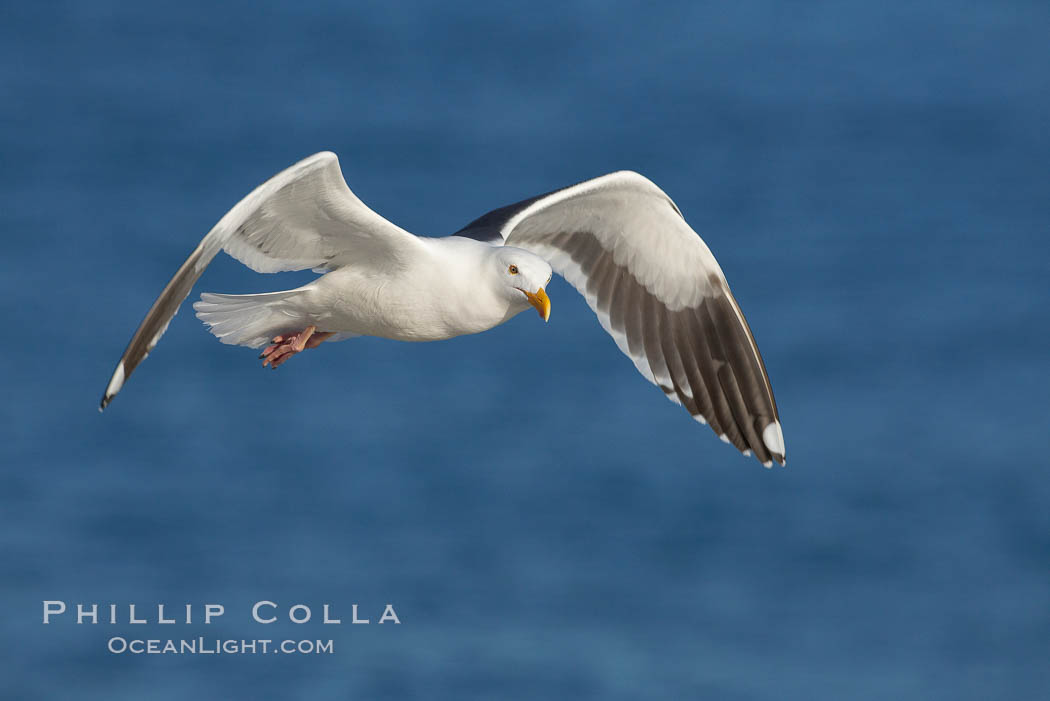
[{"left": 492, "top": 247, "right": 553, "bottom": 322}]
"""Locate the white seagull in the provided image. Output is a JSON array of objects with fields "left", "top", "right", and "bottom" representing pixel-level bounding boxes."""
[{"left": 100, "top": 152, "right": 786, "bottom": 466}]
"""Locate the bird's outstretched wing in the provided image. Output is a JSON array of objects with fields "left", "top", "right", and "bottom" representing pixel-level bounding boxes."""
[
  {"left": 455, "top": 171, "right": 785, "bottom": 466},
  {"left": 100, "top": 151, "right": 421, "bottom": 410}
]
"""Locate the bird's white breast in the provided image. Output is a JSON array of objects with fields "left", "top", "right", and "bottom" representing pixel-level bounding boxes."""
[{"left": 296, "top": 237, "right": 524, "bottom": 342}]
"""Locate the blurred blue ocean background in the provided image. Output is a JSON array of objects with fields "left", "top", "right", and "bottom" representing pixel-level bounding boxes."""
[{"left": 1, "top": 1, "right": 1047, "bottom": 698}]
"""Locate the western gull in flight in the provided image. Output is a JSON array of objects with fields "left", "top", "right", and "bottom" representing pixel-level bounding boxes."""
[{"left": 100, "top": 152, "right": 786, "bottom": 466}]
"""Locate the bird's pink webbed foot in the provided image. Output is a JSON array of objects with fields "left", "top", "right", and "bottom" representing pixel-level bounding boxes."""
[{"left": 259, "top": 326, "right": 334, "bottom": 368}]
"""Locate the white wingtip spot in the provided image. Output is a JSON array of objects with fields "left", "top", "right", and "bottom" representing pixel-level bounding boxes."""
[
  {"left": 719, "top": 433, "right": 730, "bottom": 444},
  {"left": 743, "top": 449, "right": 752, "bottom": 457},
  {"left": 762, "top": 460, "right": 773, "bottom": 468},
  {"left": 105, "top": 362, "right": 126, "bottom": 400},
  {"left": 762, "top": 421, "right": 785, "bottom": 456},
  {"left": 693, "top": 414, "right": 707, "bottom": 425}
]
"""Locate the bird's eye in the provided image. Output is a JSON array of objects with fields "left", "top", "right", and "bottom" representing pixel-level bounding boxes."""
[{"left": 508, "top": 265, "right": 519, "bottom": 275}]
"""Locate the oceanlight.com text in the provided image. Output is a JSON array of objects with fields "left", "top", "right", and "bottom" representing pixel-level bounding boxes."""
[{"left": 107, "top": 637, "right": 334, "bottom": 655}]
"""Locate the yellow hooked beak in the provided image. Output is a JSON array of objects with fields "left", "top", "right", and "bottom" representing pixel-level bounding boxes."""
[{"left": 523, "top": 287, "right": 551, "bottom": 322}]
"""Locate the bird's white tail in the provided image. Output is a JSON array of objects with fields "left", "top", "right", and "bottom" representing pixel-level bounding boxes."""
[{"left": 193, "top": 290, "right": 308, "bottom": 348}]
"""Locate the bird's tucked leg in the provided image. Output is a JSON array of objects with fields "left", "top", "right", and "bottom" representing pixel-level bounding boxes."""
[{"left": 259, "top": 326, "right": 334, "bottom": 368}]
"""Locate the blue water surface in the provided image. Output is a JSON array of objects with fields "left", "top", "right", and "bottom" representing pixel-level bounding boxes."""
[{"left": 1, "top": 1, "right": 1048, "bottom": 699}]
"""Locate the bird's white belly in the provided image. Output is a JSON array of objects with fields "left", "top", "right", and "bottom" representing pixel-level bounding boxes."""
[{"left": 295, "top": 268, "right": 520, "bottom": 342}]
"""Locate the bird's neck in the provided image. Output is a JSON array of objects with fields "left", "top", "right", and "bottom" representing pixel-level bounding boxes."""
[{"left": 413, "top": 237, "right": 525, "bottom": 337}]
